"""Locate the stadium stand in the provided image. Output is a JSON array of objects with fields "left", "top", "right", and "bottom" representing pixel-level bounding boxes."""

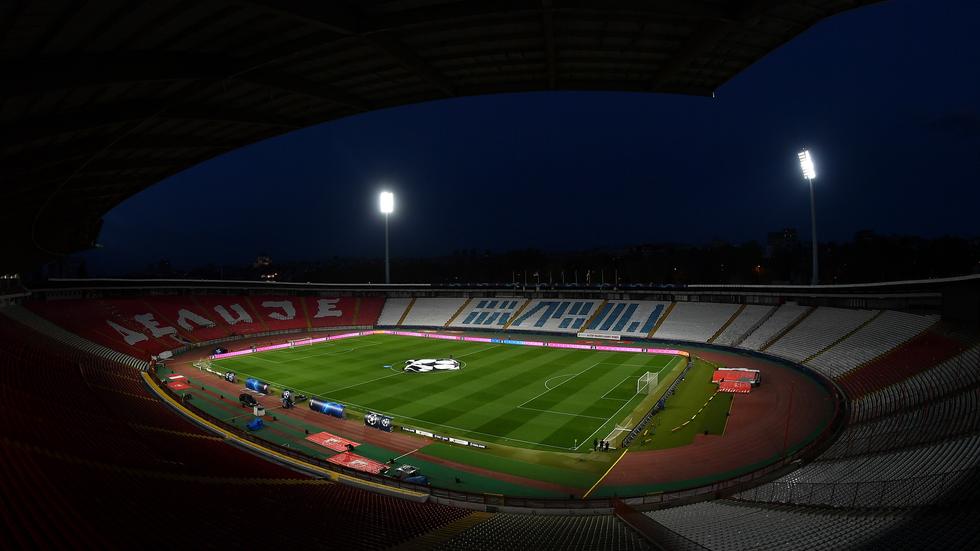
[
  {"left": 821, "top": 387, "right": 980, "bottom": 460},
  {"left": 739, "top": 302, "right": 811, "bottom": 351},
  {"left": 24, "top": 298, "right": 179, "bottom": 356},
  {"left": 710, "top": 305, "right": 775, "bottom": 346},
  {"left": 645, "top": 500, "right": 911, "bottom": 550},
  {"left": 137, "top": 295, "right": 233, "bottom": 342},
  {"left": 437, "top": 513, "right": 651, "bottom": 551},
  {"left": 766, "top": 307, "right": 879, "bottom": 362},
  {"left": 450, "top": 298, "right": 527, "bottom": 329},
  {"left": 652, "top": 303, "right": 741, "bottom": 343},
  {"left": 0, "top": 312, "right": 476, "bottom": 549},
  {"left": 351, "top": 296, "right": 385, "bottom": 328},
  {"left": 586, "top": 301, "right": 671, "bottom": 338},
  {"left": 0, "top": 304, "right": 148, "bottom": 369},
  {"left": 848, "top": 344, "right": 980, "bottom": 423},
  {"left": 400, "top": 297, "right": 467, "bottom": 327},
  {"left": 734, "top": 434, "right": 980, "bottom": 508},
  {"left": 507, "top": 299, "right": 600, "bottom": 333},
  {"left": 836, "top": 330, "right": 968, "bottom": 399},
  {"left": 20, "top": 296, "right": 378, "bottom": 357},
  {"left": 805, "top": 310, "right": 939, "bottom": 378},
  {"left": 377, "top": 297, "right": 413, "bottom": 326}
]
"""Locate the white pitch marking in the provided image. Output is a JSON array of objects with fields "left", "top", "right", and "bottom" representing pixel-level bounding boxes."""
[
  {"left": 575, "top": 395, "right": 642, "bottom": 451},
  {"left": 281, "top": 341, "right": 384, "bottom": 362},
  {"left": 452, "top": 344, "right": 501, "bottom": 359},
  {"left": 544, "top": 373, "right": 575, "bottom": 390},
  {"left": 220, "top": 372, "right": 578, "bottom": 452},
  {"left": 321, "top": 371, "right": 405, "bottom": 394},
  {"left": 394, "top": 447, "right": 421, "bottom": 461},
  {"left": 519, "top": 362, "right": 602, "bottom": 407},
  {"left": 599, "top": 376, "right": 636, "bottom": 401},
  {"left": 573, "top": 355, "right": 685, "bottom": 451},
  {"left": 516, "top": 406, "right": 609, "bottom": 420}
]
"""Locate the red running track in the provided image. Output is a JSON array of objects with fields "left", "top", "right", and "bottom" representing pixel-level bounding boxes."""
[{"left": 600, "top": 350, "right": 836, "bottom": 491}]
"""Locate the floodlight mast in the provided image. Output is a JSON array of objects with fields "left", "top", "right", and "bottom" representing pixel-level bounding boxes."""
[
  {"left": 379, "top": 191, "right": 394, "bottom": 284},
  {"left": 798, "top": 149, "right": 818, "bottom": 285}
]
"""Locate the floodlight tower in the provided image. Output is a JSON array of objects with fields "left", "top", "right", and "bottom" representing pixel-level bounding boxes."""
[
  {"left": 379, "top": 191, "right": 394, "bottom": 284},
  {"left": 798, "top": 149, "right": 818, "bottom": 285}
]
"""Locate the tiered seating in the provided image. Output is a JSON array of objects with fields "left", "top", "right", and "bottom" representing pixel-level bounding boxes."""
[
  {"left": 451, "top": 298, "right": 527, "bottom": 329},
  {"left": 765, "top": 307, "right": 878, "bottom": 362},
  {"left": 438, "top": 513, "right": 651, "bottom": 551},
  {"left": 301, "top": 296, "right": 380, "bottom": 329},
  {"left": 352, "top": 296, "right": 385, "bottom": 327},
  {"left": 735, "top": 434, "right": 980, "bottom": 508},
  {"left": 25, "top": 298, "right": 177, "bottom": 356},
  {"left": 0, "top": 315, "right": 299, "bottom": 478},
  {"left": 711, "top": 305, "right": 774, "bottom": 346},
  {"left": 507, "top": 299, "right": 600, "bottom": 333},
  {"left": 822, "top": 387, "right": 980, "bottom": 459},
  {"left": 584, "top": 301, "right": 670, "bottom": 338},
  {"left": 849, "top": 345, "right": 980, "bottom": 423},
  {"left": 739, "top": 302, "right": 810, "bottom": 350},
  {"left": 377, "top": 297, "right": 412, "bottom": 326},
  {"left": 717, "top": 381, "right": 751, "bottom": 393},
  {"left": 645, "top": 500, "right": 907, "bottom": 551},
  {"left": 0, "top": 315, "right": 475, "bottom": 549},
  {"left": 1, "top": 305, "right": 148, "bottom": 369},
  {"left": 144, "top": 295, "right": 235, "bottom": 342},
  {"left": 400, "top": 297, "right": 467, "bottom": 327},
  {"left": 836, "top": 331, "right": 967, "bottom": 399},
  {"left": 653, "top": 303, "right": 740, "bottom": 343},
  {"left": 806, "top": 310, "right": 938, "bottom": 378},
  {"left": 23, "top": 295, "right": 372, "bottom": 357},
  {"left": 8, "top": 450, "right": 471, "bottom": 550}
]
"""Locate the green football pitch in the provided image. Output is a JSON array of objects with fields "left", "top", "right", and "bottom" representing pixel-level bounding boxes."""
[{"left": 213, "top": 334, "right": 685, "bottom": 452}]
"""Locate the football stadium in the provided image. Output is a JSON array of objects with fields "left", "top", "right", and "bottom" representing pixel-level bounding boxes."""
[{"left": 3, "top": 1, "right": 980, "bottom": 550}]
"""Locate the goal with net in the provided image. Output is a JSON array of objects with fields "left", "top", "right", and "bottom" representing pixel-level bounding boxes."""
[{"left": 637, "top": 371, "right": 658, "bottom": 395}]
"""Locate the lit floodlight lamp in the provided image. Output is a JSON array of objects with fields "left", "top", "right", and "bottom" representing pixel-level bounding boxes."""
[
  {"left": 379, "top": 191, "right": 394, "bottom": 214},
  {"left": 379, "top": 191, "right": 394, "bottom": 283},
  {"left": 797, "top": 149, "right": 818, "bottom": 285},
  {"left": 798, "top": 149, "right": 816, "bottom": 181}
]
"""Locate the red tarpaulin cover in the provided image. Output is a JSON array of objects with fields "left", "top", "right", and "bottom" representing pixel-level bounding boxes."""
[
  {"left": 326, "top": 452, "right": 387, "bottom": 474},
  {"left": 305, "top": 431, "right": 361, "bottom": 452}
]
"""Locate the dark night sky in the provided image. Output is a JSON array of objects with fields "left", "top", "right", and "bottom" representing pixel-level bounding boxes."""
[{"left": 81, "top": 0, "right": 980, "bottom": 275}]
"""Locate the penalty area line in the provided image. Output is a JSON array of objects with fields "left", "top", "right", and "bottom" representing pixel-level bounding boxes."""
[
  {"left": 521, "top": 362, "right": 602, "bottom": 407},
  {"left": 516, "top": 406, "right": 609, "bottom": 421},
  {"left": 599, "top": 375, "right": 635, "bottom": 401}
]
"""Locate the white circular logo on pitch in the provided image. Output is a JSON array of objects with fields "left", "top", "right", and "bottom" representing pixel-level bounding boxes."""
[{"left": 403, "top": 358, "right": 461, "bottom": 372}]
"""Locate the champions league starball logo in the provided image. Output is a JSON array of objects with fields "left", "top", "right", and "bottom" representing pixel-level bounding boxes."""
[
  {"left": 403, "top": 358, "right": 461, "bottom": 373},
  {"left": 365, "top": 411, "right": 393, "bottom": 432}
]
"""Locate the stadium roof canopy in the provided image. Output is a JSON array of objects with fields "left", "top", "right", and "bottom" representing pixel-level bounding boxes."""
[{"left": 1, "top": 0, "right": 879, "bottom": 272}]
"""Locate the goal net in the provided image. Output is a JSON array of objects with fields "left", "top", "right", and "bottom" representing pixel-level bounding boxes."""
[
  {"left": 289, "top": 337, "right": 313, "bottom": 347},
  {"left": 637, "top": 371, "right": 658, "bottom": 395}
]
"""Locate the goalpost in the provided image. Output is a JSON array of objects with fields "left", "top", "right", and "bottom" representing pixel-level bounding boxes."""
[{"left": 637, "top": 371, "right": 658, "bottom": 395}]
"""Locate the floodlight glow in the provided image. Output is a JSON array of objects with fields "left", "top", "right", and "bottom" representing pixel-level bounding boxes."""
[
  {"left": 379, "top": 191, "right": 394, "bottom": 214},
  {"left": 798, "top": 149, "right": 816, "bottom": 180}
]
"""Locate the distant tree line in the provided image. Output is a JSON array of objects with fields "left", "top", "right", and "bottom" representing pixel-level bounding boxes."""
[{"left": 84, "top": 230, "right": 980, "bottom": 286}]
